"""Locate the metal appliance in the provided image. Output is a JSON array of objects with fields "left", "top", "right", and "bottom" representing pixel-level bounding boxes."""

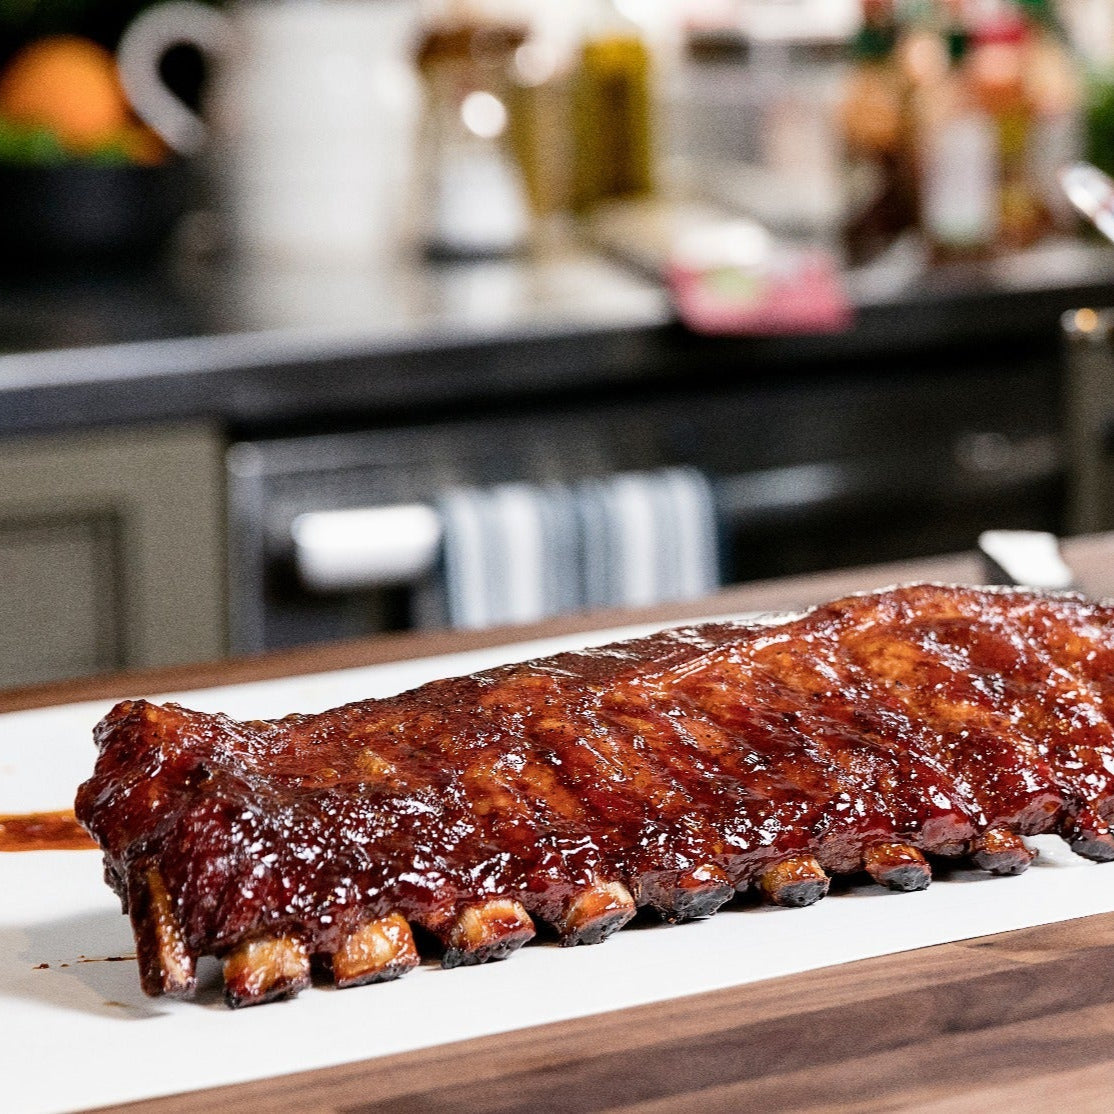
[{"left": 226, "top": 363, "right": 1062, "bottom": 654}]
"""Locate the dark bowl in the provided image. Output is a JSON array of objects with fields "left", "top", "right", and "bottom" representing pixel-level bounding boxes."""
[{"left": 0, "top": 159, "right": 192, "bottom": 265}]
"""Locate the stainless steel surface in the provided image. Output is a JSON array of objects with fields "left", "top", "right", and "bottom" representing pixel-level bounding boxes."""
[
  {"left": 1063, "top": 306, "right": 1114, "bottom": 534},
  {"left": 1061, "top": 163, "right": 1114, "bottom": 245},
  {"left": 227, "top": 363, "right": 1066, "bottom": 653},
  {"left": 283, "top": 426, "right": 1064, "bottom": 599}
]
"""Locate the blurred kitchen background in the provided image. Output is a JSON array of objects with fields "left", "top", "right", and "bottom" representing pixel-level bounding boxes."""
[{"left": 4, "top": 0, "right": 1114, "bottom": 688}]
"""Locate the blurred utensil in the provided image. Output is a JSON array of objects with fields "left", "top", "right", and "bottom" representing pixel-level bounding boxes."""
[
  {"left": 978, "top": 529, "right": 1075, "bottom": 591},
  {"left": 1060, "top": 162, "right": 1114, "bottom": 243}
]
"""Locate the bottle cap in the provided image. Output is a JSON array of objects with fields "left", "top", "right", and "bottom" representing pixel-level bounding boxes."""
[{"left": 945, "top": 27, "right": 969, "bottom": 63}]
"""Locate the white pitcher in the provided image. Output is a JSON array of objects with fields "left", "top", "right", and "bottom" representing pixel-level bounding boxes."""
[{"left": 118, "top": 0, "right": 421, "bottom": 265}]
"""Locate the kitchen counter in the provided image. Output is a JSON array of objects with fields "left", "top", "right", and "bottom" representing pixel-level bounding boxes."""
[
  {"left": 5, "top": 534, "right": 1114, "bottom": 1112},
  {"left": 2, "top": 234, "right": 1114, "bottom": 439},
  {"left": 0, "top": 245, "right": 668, "bottom": 438}
]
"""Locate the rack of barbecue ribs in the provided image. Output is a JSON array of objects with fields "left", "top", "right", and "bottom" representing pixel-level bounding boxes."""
[{"left": 75, "top": 583, "right": 1114, "bottom": 1008}]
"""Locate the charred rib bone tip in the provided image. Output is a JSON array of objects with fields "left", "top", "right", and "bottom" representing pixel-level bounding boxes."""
[
  {"left": 972, "top": 829, "right": 1036, "bottom": 875},
  {"left": 863, "top": 843, "right": 932, "bottom": 892},
  {"left": 557, "top": 881, "right": 636, "bottom": 946},
  {"left": 332, "top": 913, "right": 420, "bottom": 988},
  {"left": 1067, "top": 828, "right": 1114, "bottom": 864},
  {"left": 639, "top": 863, "right": 735, "bottom": 923},
  {"left": 135, "top": 869, "right": 196, "bottom": 998},
  {"left": 441, "top": 899, "right": 535, "bottom": 969},
  {"left": 760, "top": 856, "right": 830, "bottom": 908},
  {"left": 222, "top": 935, "right": 311, "bottom": 1008}
]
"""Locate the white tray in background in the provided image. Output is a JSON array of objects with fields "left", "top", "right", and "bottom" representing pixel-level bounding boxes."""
[{"left": 4, "top": 618, "right": 1114, "bottom": 1114}]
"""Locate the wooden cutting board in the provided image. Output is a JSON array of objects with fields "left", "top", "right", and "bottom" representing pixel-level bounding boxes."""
[{"left": 99, "top": 911, "right": 1114, "bottom": 1112}]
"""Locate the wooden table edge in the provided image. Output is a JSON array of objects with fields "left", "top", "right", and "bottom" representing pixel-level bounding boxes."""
[
  {"left": 0, "top": 550, "right": 997, "bottom": 713},
  {"left": 93, "top": 909, "right": 1114, "bottom": 1113}
]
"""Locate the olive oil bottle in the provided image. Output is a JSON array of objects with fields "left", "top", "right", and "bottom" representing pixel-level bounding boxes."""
[{"left": 570, "top": 0, "right": 654, "bottom": 211}]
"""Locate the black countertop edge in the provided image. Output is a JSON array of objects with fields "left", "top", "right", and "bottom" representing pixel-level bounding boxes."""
[{"left": 3, "top": 238, "right": 1114, "bottom": 440}]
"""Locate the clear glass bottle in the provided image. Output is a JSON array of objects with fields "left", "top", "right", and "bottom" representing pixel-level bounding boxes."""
[
  {"left": 414, "top": 19, "right": 532, "bottom": 257},
  {"left": 916, "top": 21, "right": 1000, "bottom": 259}
]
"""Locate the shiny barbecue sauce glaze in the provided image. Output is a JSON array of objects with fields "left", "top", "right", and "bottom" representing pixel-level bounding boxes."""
[
  {"left": 75, "top": 585, "right": 1114, "bottom": 970},
  {"left": 0, "top": 809, "right": 97, "bottom": 852}
]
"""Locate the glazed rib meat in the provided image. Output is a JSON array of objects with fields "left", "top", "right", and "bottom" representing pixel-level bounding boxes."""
[{"left": 75, "top": 584, "right": 1114, "bottom": 1007}]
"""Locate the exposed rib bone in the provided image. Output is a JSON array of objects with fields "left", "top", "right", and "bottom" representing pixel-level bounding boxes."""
[
  {"left": 760, "top": 855, "right": 830, "bottom": 908},
  {"left": 638, "top": 863, "right": 735, "bottom": 922},
  {"left": 555, "top": 879, "right": 636, "bottom": 945},
  {"left": 131, "top": 868, "right": 196, "bottom": 998},
  {"left": 332, "top": 913, "right": 420, "bottom": 988},
  {"left": 223, "top": 935, "right": 311, "bottom": 1008},
  {"left": 972, "top": 828, "right": 1036, "bottom": 874},
  {"left": 864, "top": 843, "right": 932, "bottom": 892},
  {"left": 1063, "top": 813, "right": 1114, "bottom": 862},
  {"left": 441, "top": 899, "right": 535, "bottom": 968},
  {"left": 928, "top": 837, "right": 969, "bottom": 858}
]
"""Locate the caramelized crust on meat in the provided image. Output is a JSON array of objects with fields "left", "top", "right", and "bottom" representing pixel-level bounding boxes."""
[{"left": 74, "top": 585, "right": 1114, "bottom": 1006}]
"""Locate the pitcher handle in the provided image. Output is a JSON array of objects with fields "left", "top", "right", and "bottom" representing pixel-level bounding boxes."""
[{"left": 116, "top": 1, "right": 229, "bottom": 156}]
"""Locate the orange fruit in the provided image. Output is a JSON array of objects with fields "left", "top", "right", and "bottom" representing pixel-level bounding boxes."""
[
  {"left": 0, "top": 35, "right": 130, "bottom": 153},
  {"left": 115, "top": 121, "right": 169, "bottom": 166}
]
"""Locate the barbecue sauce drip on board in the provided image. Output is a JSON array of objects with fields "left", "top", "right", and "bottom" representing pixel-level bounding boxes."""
[
  {"left": 0, "top": 810, "right": 97, "bottom": 852},
  {"left": 74, "top": 585, "right": 1114, "bottom": 1007}
]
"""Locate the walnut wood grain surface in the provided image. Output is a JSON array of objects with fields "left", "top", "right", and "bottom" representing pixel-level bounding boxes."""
[
  {"left": 96, "top": 912, "right": 1114, "bottom": 1113},
  {"left": 13, "top": 535, "right": 1114, "bottom": 1112}
]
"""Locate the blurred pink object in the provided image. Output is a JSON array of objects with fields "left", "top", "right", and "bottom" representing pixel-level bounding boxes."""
[{"left": 666, "top": 221, "right": 853, "bottom": 336}]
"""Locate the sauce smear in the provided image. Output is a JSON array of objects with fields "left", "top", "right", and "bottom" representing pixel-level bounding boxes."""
[{"left": 0, "top": 810, "right": 97, "bottom": 852}]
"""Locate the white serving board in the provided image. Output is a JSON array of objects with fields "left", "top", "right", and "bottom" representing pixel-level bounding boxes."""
[{"left": 4, "top": 618, "right": 1114, "bottom": 1114}]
